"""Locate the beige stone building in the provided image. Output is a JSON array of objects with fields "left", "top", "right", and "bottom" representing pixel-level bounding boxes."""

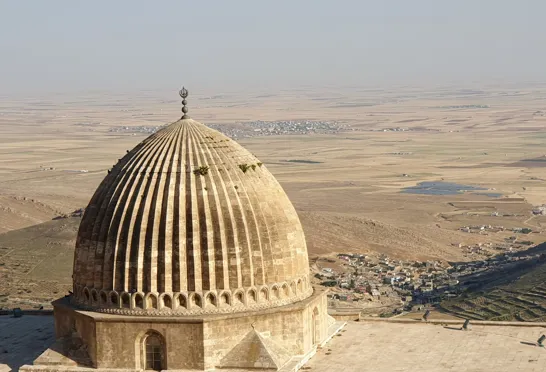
[{"left": 21, "top": 89, "right": 340, "bottom": 371}]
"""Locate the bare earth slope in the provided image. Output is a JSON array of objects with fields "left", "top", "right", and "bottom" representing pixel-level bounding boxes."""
[
  {"left": 300, "top": 211, "right": 460, "bottom": 261},
  {"left": 0, "top": 195, "right": 61, "bottom": 234},
  {"left": 0, "top": 218, "right": 78, "bottom": 309}
]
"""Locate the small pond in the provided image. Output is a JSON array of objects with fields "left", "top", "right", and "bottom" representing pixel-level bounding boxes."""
[
  {"left": 402, "top": 181, "right": 502, "bottom": 197},
  {"left": 284, "top": 159, "right": 323, "bottom": 164}
]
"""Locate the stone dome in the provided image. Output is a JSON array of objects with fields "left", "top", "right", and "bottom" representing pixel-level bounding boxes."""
[{"left": 72, "top": 118, "right": 312, "bottom": 315}]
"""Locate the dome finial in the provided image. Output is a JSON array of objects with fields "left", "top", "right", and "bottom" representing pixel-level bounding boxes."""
[{"left": 179, "top": 86, "right": 189, "bottom": 119}]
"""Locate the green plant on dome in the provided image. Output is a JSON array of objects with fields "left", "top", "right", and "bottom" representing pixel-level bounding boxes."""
[
  {"left": 238, "top": 164, "right": 250, "bottom": 173},
  {"left": 193, "top": 166, "right": 209, "bottom": 176}
]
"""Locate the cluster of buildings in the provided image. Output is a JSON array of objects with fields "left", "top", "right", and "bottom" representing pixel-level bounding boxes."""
[
  {"left": 374, "top": 127, "right": 440, "bottom": 133},
  {"left": 459, "top": 224, "right": 533, "bottom": 235},
  {"left": 438, "top": 104, "right": 489, "bottom": 109},
  {"left": 318, "top": 254, "right": 453, "bottom": 313},
  {"left": 108, "top": 124, "right": 165, "bottom": 134},
  {"left": 456, "top": 241, "right": 532, "bottom": 258},
  {"left": 107, "top": 120, "right": 342, "bottom": 139},
  {"left": 379, "top": 127, "right": 411, "bottom": 132},
  {"left": 317, "top": 248, "right": 545, "bottom": 315},
  {"left": 207, "top": 120, "right": 341, "bottom": 138}
]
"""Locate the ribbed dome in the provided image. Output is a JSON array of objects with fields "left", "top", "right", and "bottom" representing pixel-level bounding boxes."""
[{"left": 72, "top": 118, "right": 311, "bottom": 315}]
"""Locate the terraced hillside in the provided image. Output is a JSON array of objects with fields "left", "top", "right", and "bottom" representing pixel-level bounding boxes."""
[
  {"left": 441, "top": 248, "right": 546, "bottom": 321},
  {"left": 441, "top": 287, "right": 546, "bottom": 321}
]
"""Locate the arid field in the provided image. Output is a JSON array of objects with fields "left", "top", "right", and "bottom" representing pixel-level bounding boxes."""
[{"left": 1, "top": 85, "right": 546, "bottom": 309}]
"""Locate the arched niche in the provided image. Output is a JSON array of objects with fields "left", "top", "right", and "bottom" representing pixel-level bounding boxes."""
[
  {"left": 259, "top": 287, "right": 268, "bottom": 302},
  {"left": 247, "top": 289, "right": 257, "bottom": 304},
  {"left": 205, "top": 292, "right": 217, "bottom": 307},
  {"left": 110, "top": 292, "right": 119, "bottom": 307},
  {"left": 134, "top": 294, "right": 144, "bottom": 309},
  {"left": 146, "top": 294, "right": 158, "bottom": 310},
  {"left": 162, "top": 295, "right": 172, "bottom": 309},
  {"left": 233, "top": 291, "right": 244, "bottom": 305},
  {"left": 219, "top": 292, "right": 230, "bottom": 306},
  {"left": 271, "top": 285, "right": 279, "bottom": 299},
  {"left": 178, "top": 294, "right": 187, "bottom": 309}
]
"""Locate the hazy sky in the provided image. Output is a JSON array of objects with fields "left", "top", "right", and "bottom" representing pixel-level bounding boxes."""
[{"left": 1, "top": 1, "right": 545, "bottom": 94}]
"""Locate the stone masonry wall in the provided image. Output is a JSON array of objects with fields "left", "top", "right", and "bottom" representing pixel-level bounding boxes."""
[
  {"left": 94, "top": 320, "right": 205, "bottom": 369},
  {"left": 202, "top": 291, "right": 328, "bottom": 370}
]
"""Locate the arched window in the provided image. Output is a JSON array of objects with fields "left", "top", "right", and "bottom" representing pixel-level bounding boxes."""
[{"left": 144, "top": 332, "right": 165, "bottom": 370}]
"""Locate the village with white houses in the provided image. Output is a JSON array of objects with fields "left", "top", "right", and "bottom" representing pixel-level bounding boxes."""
[{"left": 314, "top": 243, "right": 546, "bottom": 318}]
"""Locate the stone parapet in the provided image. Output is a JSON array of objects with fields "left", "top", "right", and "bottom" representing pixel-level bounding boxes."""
[{"left": 361, "top": 317, "right": 546, "bottom": 327}]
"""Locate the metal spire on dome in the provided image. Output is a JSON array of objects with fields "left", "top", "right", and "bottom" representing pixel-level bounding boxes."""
[{"left": 179, "top": 86, "right": 190, "bottom": 119}]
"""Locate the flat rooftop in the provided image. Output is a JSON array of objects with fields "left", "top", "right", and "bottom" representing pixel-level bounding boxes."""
[
  {"left": 2, "top": 316, "right": 546, "bottom": 371},
  {"left": 308, "top": 321, "right": 546, "bottom": 372},
  {"left": 0, "top": 316, "right": 54, "bottom": 371}
]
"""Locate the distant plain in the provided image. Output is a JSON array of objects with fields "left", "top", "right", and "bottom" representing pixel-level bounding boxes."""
[{"left": 1, "top": 85, "right": 546, "bottom": 308}]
